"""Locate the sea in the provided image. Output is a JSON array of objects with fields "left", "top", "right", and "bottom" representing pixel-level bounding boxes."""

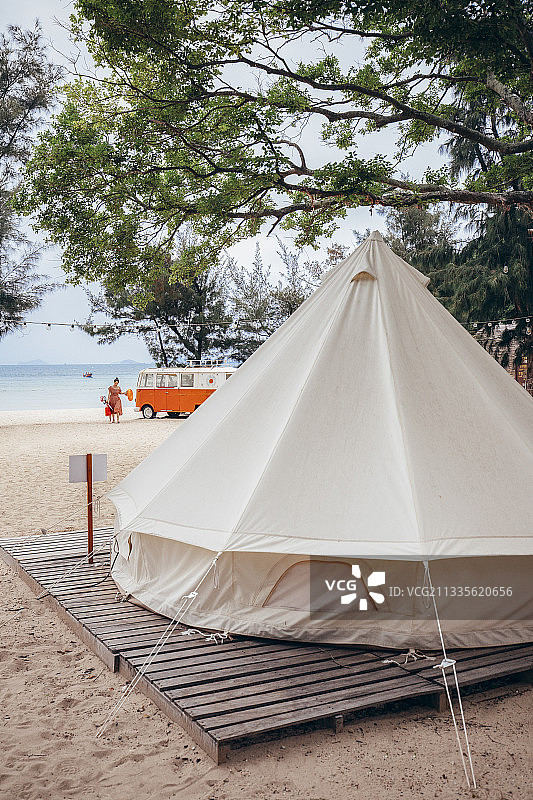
[{"left": 0, "top": 363, "right": 153, "bottom": 411}]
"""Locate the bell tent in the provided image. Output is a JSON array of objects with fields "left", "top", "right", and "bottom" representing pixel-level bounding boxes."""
[{"left": 108, "top": 232, "right": 533, "bottom": 649}]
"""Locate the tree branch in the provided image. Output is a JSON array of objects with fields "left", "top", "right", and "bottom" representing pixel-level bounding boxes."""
[{"left": 486, "top": 69, "right": 533, "bottom": 126}]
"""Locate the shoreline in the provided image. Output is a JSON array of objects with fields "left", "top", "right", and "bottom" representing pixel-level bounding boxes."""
[{"left": 0, "top": 407, "right": 141, "bottom": 426}]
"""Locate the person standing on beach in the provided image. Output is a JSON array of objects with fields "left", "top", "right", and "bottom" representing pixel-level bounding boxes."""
[{"left": 107, "top": 377, "right": 124, "bottom": 423}]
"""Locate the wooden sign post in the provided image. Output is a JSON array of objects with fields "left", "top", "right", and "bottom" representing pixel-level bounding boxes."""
[
  {"left": 69, "top": 453, "right": 107, "bottom": 563},
  {"left": 86, "top": 453, "right": 94, "bottom": 563}
]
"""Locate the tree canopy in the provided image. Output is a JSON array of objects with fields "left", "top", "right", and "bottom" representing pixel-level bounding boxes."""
[
  {"left": 86, "top": 236, "right": 234, "bottom": 365},
  {"left": 86, "top": 232, "right": 345, "bottom": 365},
  {"left": 0, "top": 25, "right": 59, "bottom": 337},
  {"left": 16, "top": 1, "right": 533, "bottom": 287}
]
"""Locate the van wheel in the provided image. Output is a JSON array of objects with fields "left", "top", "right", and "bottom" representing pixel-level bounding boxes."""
[{"left": 142, "top": 405, "right": 155, "bottom": 419}]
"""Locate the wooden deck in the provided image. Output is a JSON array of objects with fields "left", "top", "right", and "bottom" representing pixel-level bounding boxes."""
[{"left": 2, "top": 529, "right": 532, "bottom": 763}]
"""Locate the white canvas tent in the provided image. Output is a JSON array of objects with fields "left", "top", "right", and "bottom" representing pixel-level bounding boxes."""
[{"left": 108, "top": 231, "right": 533, "bottom": 649}]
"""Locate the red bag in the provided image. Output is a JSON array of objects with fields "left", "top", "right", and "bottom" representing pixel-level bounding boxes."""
[{"left": 104, "top": 404, "right": 112, "bottom": 417}]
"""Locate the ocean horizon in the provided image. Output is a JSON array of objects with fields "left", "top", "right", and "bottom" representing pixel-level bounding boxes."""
[{"left": 0, "top": 363, "right": 154, "bottom": 411}]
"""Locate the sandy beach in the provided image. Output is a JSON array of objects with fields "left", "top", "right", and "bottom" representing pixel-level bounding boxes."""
[{"left": 0, "top": 410, "right": 531, "bottom": 800}]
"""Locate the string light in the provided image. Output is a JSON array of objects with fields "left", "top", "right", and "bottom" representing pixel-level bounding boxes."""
[
  {"left": 6, "top": 317, "right": 266, "bottom": 331},
  {"left": 8, "top": 313, "right": 533, "bottom": 336},
  {"left": 467, "top": 314, "right": 531, "bottom": 329}
]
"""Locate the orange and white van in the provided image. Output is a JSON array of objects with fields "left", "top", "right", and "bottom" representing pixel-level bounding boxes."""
[{"left": 135, "top": 363, "right": 237, "bottom": 418}]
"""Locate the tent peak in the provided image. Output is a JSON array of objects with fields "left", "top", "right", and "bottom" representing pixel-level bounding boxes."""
[{"left": 369, "top": 230, "right": 384, "bottom": 241}]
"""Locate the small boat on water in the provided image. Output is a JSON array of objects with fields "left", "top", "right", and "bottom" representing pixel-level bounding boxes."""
[{"left": 83, "top": 372, "right": 93, "bottom": 377}]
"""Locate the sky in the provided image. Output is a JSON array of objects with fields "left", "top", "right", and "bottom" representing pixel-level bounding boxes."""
[{"left": 1, "top": 1, "right": 444, "bottom": 364}]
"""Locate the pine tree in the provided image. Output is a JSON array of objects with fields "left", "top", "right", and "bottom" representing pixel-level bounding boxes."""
[
  {"left": 444, "top": 209, "right": 533, "bottom": 380},
  {"left": 0, "top": 25, "right": 59, "bottom": 337}
]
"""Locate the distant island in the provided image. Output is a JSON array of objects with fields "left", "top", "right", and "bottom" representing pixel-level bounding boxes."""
[{"left": 8, "top": 359, "right": 151, "bottom": 366}]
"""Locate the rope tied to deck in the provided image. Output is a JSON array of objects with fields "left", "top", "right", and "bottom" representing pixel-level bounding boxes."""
[
  {"left": 180, "top": 627, "right": 231, "bottom": 644},
  {"left": 423, "top": 561, "right": 477, "bottom": 790},
  {"left": 95, "top": 550, "right": 224, "bottom": 740},
  {"left": 383, "top": 649, "right": 436, "bottom": 666}
]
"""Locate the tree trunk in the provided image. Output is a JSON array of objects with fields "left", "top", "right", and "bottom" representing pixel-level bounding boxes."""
[{"left": 157, "top": 327, "right": 169, "bottom": 367}]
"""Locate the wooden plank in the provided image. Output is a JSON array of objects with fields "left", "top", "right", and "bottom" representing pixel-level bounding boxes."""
[
  {"left": 379, "top": 646, "right": 504, "bottom": 670},
  {"left": 169, "top": 652, "right": 383, "bottom": 701},
  {"left": 202, "top": 673, "right": 430, "bottom": 732},
  {"left": 60, "top": 590, "right": 120, "bottom": 603},
  {"left": 131, "top": 641, "right": 328, "bottom": 671},
  {"left": 210, "top": 680, "right": 445, "bottom": 744},
  {"left": 173, "top": 653, "right": 395, "bottom": 708},
  {"left": 452, "top": 655, "right": 533, "bottom": 686},
  {"left": 62, "top": 597, "right": 130, "bottom": 610},
  {"left": 423, "top": 651, "right": 533, "bottom": 688},
  {"left": 67, "top": 604, "right": 155, "bottom": 618},
  {"left": 10, "top": 542, "right": 110, "bottom": 557},
  {"left": 21, "top": 564, "right": 110, "bottom": 580},
  {"left": 417, "top": 646, "right": 533, "bottom": 683},
  {"left": 4, "top": 537, "right": 111, "bottom": 561},
  {"left": 180, "top": 660, "right": 404, "bottom": 718},
  {"left": 126, "top": 639, "right": 295, "bottom": 666},
  {"left": 82, "top": 614, "right": 171, "bottom": 631},
  {"left": 154, "top": 648, "right": 375, "bottom": 690},
  {"left": 0, "top": 526, "right": 112, "bottom": 543},
  {"left": 48, "top": 580, "right": 117, "bottom": 595}
]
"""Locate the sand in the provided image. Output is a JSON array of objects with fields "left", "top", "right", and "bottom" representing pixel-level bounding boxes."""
[{"left": 0, "top": 410, "right": 531, "bottom": 800}]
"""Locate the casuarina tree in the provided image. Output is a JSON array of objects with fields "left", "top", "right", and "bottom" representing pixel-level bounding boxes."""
[{"left": 0, "top": 25, "right": 59, "bottom": 337}]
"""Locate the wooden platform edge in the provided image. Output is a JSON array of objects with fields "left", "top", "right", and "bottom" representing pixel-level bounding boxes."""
[
  {"left": 0, "top": 542, "right": 119, "bottom": 674},
  {"left": 118, "top": 655, "right": 221, "bottom": 763}
]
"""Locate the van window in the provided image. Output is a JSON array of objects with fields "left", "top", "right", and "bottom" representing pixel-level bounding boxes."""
[
  {"left": 180, "top": 373, "right": 194, "bottom": 387},
  {"left": 225, "top": 373, "right": 232, "bottom": 380},
  {"left": 156, "top": 373, "right": 166, "bottom": 388},
  {"left": 167, "top": 374, "right": 178, "bottom": 388},
  {"left": 142, "top": 373, "right": 154, "bottom": 388}
]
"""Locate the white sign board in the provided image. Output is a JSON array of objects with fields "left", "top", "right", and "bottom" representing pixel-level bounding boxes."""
[{"left": 69, "top": 454, "right": 108, "bottom": 483}]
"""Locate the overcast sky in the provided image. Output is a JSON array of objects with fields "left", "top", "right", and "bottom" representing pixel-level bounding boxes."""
[{"left": 1, "top": 2, "right": 443, "bottom": 364}]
